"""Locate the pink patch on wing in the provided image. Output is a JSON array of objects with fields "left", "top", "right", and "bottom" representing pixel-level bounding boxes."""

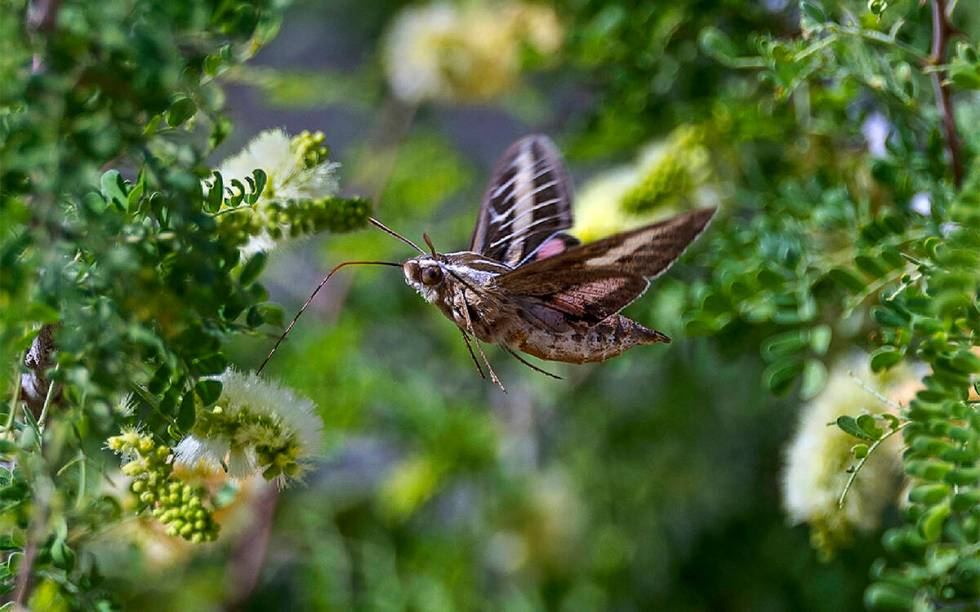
[{"left": 534, "top": 237, "right": 567, "bottom": 260}]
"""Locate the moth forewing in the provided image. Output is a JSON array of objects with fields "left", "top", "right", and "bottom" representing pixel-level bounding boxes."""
[
  {"left": 494, "top": 207, "right": 717, "bottom": 324},
  {"left": 470, "top": 135, "right": 574, "bottom": 267}
]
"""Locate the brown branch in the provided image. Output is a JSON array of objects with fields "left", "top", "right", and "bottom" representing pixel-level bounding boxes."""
[
  {"left": 223, "top": 482, "right": 279, "bottom": 611},
  {"left": 26, "top": 0, "right": 60, "bottom": 74},
  {"left": 25, "top": 0, "right": 58, "bottom": 31},
  {"left": 10, "top": 530, "right": 39, "bottom": 608},
  {"left": 8, "top": 485, "right": 49, "bottom": 608},
  {"left": 929, "top": 0, "right": 964, "bottom": 187}
]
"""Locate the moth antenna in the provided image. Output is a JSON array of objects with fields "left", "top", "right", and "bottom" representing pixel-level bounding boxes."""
[
  {"left": 369, "top": 217, "right": 425, "bottom": 255},
  {"left": 422, "top": 232, "right": 437, "bottom": 256},
  {"left": 503, "top": 346, "right": 563, "bottom": 380},
  {"left": 256, "top": 260, "right": 402, "bottom": 375}
]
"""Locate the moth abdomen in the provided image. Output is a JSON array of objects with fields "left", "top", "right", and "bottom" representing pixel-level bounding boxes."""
[
  {"left": 511, "top": 314, "right": 669, "bottom": 364},
  {"left": 581, "top": 315, "right": 669, "bottom": 362}
]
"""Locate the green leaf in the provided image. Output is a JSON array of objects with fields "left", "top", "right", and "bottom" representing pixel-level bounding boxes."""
[
  {"left": 949, "top": 349, "right": 980, "bottom": 373},
  {"left": 755, "top": 268, "right": 785, "bottom": 288},
  {"left": 256, "top": 303, "right": 284, "bottom": 327},
  {"left": 699, "top": 27, "right": 738, "bottom": 64},
  {"left": 100, "top": 170, "right": 128, "bottom": 208},
  {"left": 50, "top": 538, "right": 76, "bottom": 571},
  {"left": 854, "top": 254, "right": 888, "bottom": 278},
  {"left": 881, "top": 413, "right": 901, "bottom": 430},
  {"left": 908, "top": 484, "right": 949, "bottom": 505},
  {"left": 190, "top": 353, "right": 228, "bottom": 376},
  {"left": 239, "top": 252, "right": 267, "bottom": 286},
  {"left": 864, "top": 583, "right": 915, "bottom": 609},
  {"left": 837, "top": 416, "right": 875, "bottom": 441},
  {"left": 917, "top": 502, "right": 950, "bottom": 541},
  {"left": 206, "top": 172, "right": 224, "bottom": 213},
  {"left": 809, "top": 325, "right": 831, "bottom": 355},
  {"left": 127, "top": 168, "right": 146, "bottom": 213},
  {"left": 799, "top": 358, "right": 827, "bottom": 400},
  {"left": 245, "top": 306, "right": 263, "bottom": 328},
  {"left": 147, "top": 364, "right": 171, "bottom": 395},
  {"left": 828, "top": 268, "right": 867, "bottom": 293},
  {"left": 227, "top": 179, "right": 246, "bottom": 206},
  {"left": 761, "top": 330, "right": 809, "bottom": 362},
  {"left": 194, "top": 380, "right": 223, "bottom": 406},
  {"left": 177, "top": 392, "right": 197, "bottom": 431},
  {"left": 799, "top": 0, "right": 827, "bottom": 23},
  {"left": 159, "top": 389, "right": 179, "bottom": 415},
  {"left": 870, "top": 347, "right": 902, "bottom": 372},
  {"left": 871, "top": 306, "right": 908, "bottom": 327},
  {"left": 763, "top": 360, "right": 804, "bottom": 395},
  {"left": 248, "top": 169, "right": 267, "bottom": 204},
  {"left": 167, "top": 96, "right": 197, "bottom": 127},
  {"left": 856, "top": 414, "right": 883, "bottom": 439}
]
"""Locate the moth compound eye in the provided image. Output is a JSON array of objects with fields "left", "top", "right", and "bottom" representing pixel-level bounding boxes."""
[{"left": 421, "top": 266, "right": 443, "bottom": 286}]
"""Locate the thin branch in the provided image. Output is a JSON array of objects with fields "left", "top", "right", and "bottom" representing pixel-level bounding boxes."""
[
  {"left": 25, "top": 0, "right": 59, "bottom": 31},
  {"left": 838, "top": 422, "right": 909, "bottom": 509},
  {"left": 929, "top": 0, "right": 964, "bottom": 187},
  {"left": 11, "top": 486, "right": 49, "bottom": 607},
  {"left": 822, "top": 23, "right": 930, "bottom": 64},
  {"left": 3, "top": 360, "right": 23, "bottom": 439},
  {"left": 37, "top": 363, "right": 60, "bottom": 433},
  {"left": 26, "top": 0, "right": 60, "bottom": 74},
  {"left": 848, "top": 370, "right": 901, "bottom": 411},
  {"left": 223, "top": 482, "right": 279, "bottom": 612},
  {"left": 209, "top": 202, "right": 256, "bottom": 218}
]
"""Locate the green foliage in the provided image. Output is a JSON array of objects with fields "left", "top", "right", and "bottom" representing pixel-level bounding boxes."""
[
  {"left": 0, "top": 0, "right": 369, "bottom": 604},
  {"left": 2, "top": 0, "right": 978, "bottom": 608},
  {"left": 676, "top": 0, "right": 979, "bottom": 607}
]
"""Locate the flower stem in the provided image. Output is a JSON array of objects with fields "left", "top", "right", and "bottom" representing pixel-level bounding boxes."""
[
  {"left": 3, "top": 361, "right": 22, "bottom": 439},
  {"left": 929, "top": 0, "right": 964, "bottom": 187},
  {"left": 838, "top": 422, "right": 909, "bottom": 509},
  {"left": 37, "top": 363, "right": 59, "bottom": 433}
]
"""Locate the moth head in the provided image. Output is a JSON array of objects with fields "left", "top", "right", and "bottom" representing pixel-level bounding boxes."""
[{"left": 403, "top": 256, "right": 447, "bottom": 301}]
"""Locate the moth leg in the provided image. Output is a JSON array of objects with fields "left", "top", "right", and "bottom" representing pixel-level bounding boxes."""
[
  {"left": 457, "top": 327, "right": 486, "bottom": 379},
  {"left": 457, "top": 289, "right": 506, "bottom": 393},
  {"left": 502, "top": 346, "right": 563, "bottom": 380}
]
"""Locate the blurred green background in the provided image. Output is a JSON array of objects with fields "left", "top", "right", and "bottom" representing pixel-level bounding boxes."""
[
  {"left": 11, "top": 0, "right": 967, "bottom": 608},
  {"left": 93, "top": 0, "right": 892, "bottom": 609}
]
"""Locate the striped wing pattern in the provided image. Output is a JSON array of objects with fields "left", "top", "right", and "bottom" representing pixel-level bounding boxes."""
[
  {"left": 470, "top": 135, "right": 574, "bottom": 267},
  {"left": 496, "top": 208, "right": 717, "bottom": 325}
]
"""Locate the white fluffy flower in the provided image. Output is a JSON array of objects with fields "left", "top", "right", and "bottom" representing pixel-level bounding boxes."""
[
  {"left": 383, "top": 1, "right": 561, "bottom": 104},
  {"left": 782, "top": 357, "right": 917, "bottom": 554},
  {"left": 174, "top": 436, "right": 229, "bottom": 473},
  {"left": 216, "top": 129, "right": 340, "bottom": 255},
  {"left": 175, "top": 368, "right": 323, "bottom": 485},
  {"left": 218, "top": 129, "right": 339, "bottom": 202}
]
